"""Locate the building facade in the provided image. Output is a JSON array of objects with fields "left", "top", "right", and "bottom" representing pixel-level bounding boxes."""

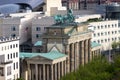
[
  {"left": 20, "top": 23, "right": 92, "bottom": 80},
  {"left": 0, "top": 36, "right": 19, "bottom": 80},
  {"left": 88, "top": 20, "right": 120, "bottom": 51}
]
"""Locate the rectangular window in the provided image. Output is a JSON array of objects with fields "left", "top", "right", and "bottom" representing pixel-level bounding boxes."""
[
  {"left": 12, "top": 26, "right": 16, "bottom": 31},
  {"left": 16, "top": 52, "right": 18, "bottom": 57},
  {"left": 14, "top": 63, "right": 15, "bottom": 70},
  {"left": 0, "top": 67, "right": 4, "bottom": 76},
  {"left": 36, "top": 34, "right": 40, "bottom": 38},
  {"left": 16, "top": 62, "right": 18, "bottom": 69},
  {"left": 36, "top": 27, "right": 41, "bottom": 31},
  {"left": 7, "top": 66, "right": 11, "bottom": 76}
]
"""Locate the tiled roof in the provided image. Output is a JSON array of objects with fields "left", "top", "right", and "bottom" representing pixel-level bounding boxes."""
[
  {"left": 20, "top": 51, "right": 67, "bottom": 60},
  {"left": 91, "top": 42, "right": 101, "bottom": 48},
  {"left": 34, "top": 41, "right": 42, "bottom": 46}
]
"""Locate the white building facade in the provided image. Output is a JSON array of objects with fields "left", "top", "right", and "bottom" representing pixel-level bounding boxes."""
[
  {"left": 0, "top": 37, "right": 19, "bottom": 80},
  {"left": 88, "top": 20, "right": 120, "bottom": 51}
]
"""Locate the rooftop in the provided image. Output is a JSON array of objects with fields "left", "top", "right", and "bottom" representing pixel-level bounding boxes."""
[
  {"left": 91, "top": 42, "right": 101, "bottom": 48},
  {"left": 20, "top": 50, "right": 67, "bottom": 60}
]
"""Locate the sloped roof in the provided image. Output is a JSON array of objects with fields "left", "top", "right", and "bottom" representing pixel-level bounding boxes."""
[
  {"left": 34, "top": 41, "right": 42, "bottom": 46},
  {"left": 91, "top": 42, "right": 101, "bottom": 48},
  {"left": 20, "top": 47, "right": 67, "bottom": 60}
]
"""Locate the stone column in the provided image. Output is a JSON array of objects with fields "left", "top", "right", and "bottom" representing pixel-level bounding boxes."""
[
  {"left": 51, "top": 64, "right": 53, "bottom": 80},
  {"left": 58, "top": 63, "right": 60, "bottom": 79},
  {"left": 81, "top": 41, "right": 85, "bottom": 65},
  {"left": 35, "top": 64, "right": 38, "bottom": 80},
  {"left": 47, "top": 65, "right": 49, "bottom": 80},
  {"left": 71, "top": 43, "right": 75, "bottom": 71},
  {"left": 66, "top": 44, "right": 70, "bottom": 73},
  {"left": 43, "top": 64, "right": 45, "bottom": 80},
  {"left": 61, "top": 61, "right": 64, "bottom": 76},
  {"left": 28, "top": 63, "right": 31, "bottom": 80},
  {"left": 39, "top": 65, "right": 41, "bottom": 80},
  {"left": 88, "top": 39, "right": 92, "bottom": 61},
  {"left": 85, "top": 40, "right": 88, "bottom": 64},
  {"left": 64, "top": 60, "right": 66, "bottom": 75},
  {"left": 75, "top": 42, "right": 79, "bottom": 70},
  {"left": 55, "top": 64, "right": 57, "bottom": 80}
]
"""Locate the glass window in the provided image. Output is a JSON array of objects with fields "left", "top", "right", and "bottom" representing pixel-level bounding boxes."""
[
  {"left": 11, "top": 53, "right": 12, "bottom": 59},
  {"left": 7, "top": 66, "right": 11, "bottom": 76},
  {"left": 105, "top": 39, "right": 107, "bottom": 42},
  {"left": 16, "top": 52, "right": 18, "bottom": 57},
  {"left": 101, "top": 40, "right": 103, "bottom": 43},
  {"left": 16, "top": 44, "right": 18, "bottom": 47},
  {"left": 13, "top": 53, "right": 15, "bottom": 58},
  {"left": 101, "top": 25, "right": 103, "bottom": 29},
  {"left": 12, "top": 26, "right": 16, "bottom": 31},
  {"left": 105, "top": 25, "right": 107, "bottom": 28},
  {"left": 16, "top": 62, "right": 18, "bottom": 69},
  {"left": 94, "top": 33, "right": 96, "bottom": 37},
  {"left": 98, "top": 26, "right": 100, "bottom": 29},
  {"left": 36, "top": 27, "right": 41, "bottom": 31},
  {"left": 101, "top": 32, "right": 103, "bottom": 36},
  {"left": 8, "top": 54, "right": 9, "bottom": 60},
  {"left": 13, "top": 63, "right": 15, "bottom": 70},
  {"left": 36, "top": 34, "right": 41, "bottom": 38},
  {"left": 10, "top": 45, "right": 12, "bottom": 49},
  {"left": 98, "top": 33, "right": 100, "bottom": 36},
  {"left": 11, "top": 34, "right": 16, "bottom": 37}
]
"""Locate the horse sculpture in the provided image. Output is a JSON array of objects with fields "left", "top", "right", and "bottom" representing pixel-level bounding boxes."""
[{"left": 54, "top": 9, "right": 75, "bottom": 24}]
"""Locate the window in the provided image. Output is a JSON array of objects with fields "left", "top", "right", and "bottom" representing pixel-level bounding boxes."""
[
  {"left": 16, "top": 44, "right": 18, "bottom": 47},
  {"left": 7, "top": 66, "right": 11, "bottom": 75},
  {"left": 105, "top": 39, "right": 107, "bottom": 42},
  {"left": 36, "top": 27, "right": 41, "bottom": 31},
  {"left": 0, "top": 67, "right": 4, "bottom": 76},
  {"left": 44, "top": 27, "right": 46, "bottom": 31},
  {"left": 10, "top": 45, "right": 12, "bottom": 49},
  {"left": 112, "top": 24, "right": 114, "bottom": 27},
  {"left": 108, "top": 32, "right": 110, "bottom": 35},
  {"left": 112, "top": 38, "right": 114, "bottom": 41},
  {"left": 8, "top": 54, "right": 9, "bottom": 60},
  {"left": 16, "top": 52, "right": 18, "bottom": 57},
  {"left": 16, "top": 62, "right": 18, "bottom": 69},
  {"left": 101, "top": 40, "right": 103, "bottom": 43},
  {"left": 108, "top": 25, "right": 110, "bottom": 28},
  {"left": 112, "top": 31, "right": 114, "bottom": 34},
  {"left": 36, "top": 34, "right": 39, "bottom": 38},
  {"left": 98, "top": 40, "right": 100, "bottom": 43},
  {"left": 13, "top": 44, "right": 15, "bottom": 48},
  {"left": 94, "top": 33, "right": 96, "bottom": 37},
  {"left": 12, "top": 27, "right": 16, "bottom": 31},
  {"left": 105, "top": 25, "right": 107, "bottom": 28},
  {"left": 13, "top": 63, "right": 15, "bottom": 70},
  {"left": 101, "top": 25, "right": 103, "bottom": 29},
  {"left": 101, "top": 32, "right": 103, "bottom": 36},
  {"left": 11, "top": 34, "right": 16, "bottom": 37},
  {"left": 98, "top": 26, "right": 100, "bottom": 29},
  {"left": 13, "top": 53, "right": 15, "bottom": 58},
  {"left": 11, "top": 53, "right": 12, "bottom": 59},
  {"left": 98, "top": 33, "right": 100, "bottom": 36}
]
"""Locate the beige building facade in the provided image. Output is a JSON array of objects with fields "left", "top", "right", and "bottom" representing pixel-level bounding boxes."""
[{"left": 20, "top": 22, "right": 102, "bottom": 80}]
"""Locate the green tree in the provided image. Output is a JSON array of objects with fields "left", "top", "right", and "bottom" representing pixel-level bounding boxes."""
[
  {"left": 16, "top": 78, "right": 24, "bottom": 80},
  {"left": 112, "top": 41, "right": 118, "bottom": 54}
]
